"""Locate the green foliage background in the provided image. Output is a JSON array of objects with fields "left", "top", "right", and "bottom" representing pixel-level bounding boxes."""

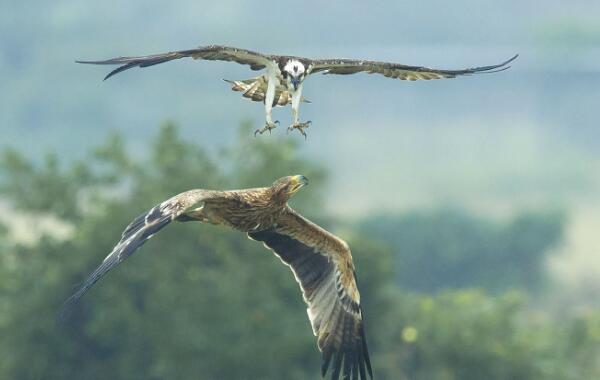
[{"left": 0, "top": 123, "right": 598, "bottom": 380}]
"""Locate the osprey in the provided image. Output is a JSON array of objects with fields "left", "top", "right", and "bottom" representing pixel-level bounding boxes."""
[
  {"left": 60, "top": 175, "right": 373, "bottom": 380},
  {"left": 78, "top": 45, "right": 518, "bottom": 137}
]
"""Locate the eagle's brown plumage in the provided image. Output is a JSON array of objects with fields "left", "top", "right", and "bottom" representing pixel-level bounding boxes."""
[{"left": 60, "top": 175, "right": 372, "bottom": 380}]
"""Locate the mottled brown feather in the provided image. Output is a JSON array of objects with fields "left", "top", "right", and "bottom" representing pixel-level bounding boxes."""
[
  {"left": 249, "top": 208, "right": 372, "bottom": 380},
  {"left": 59, "top": 176, "right": 373, "bottom": 379}
]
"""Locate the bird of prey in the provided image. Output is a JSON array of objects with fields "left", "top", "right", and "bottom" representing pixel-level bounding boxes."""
[
  {"left": 78, "top": 45, "right": 518, "bottom": 137},
  {"left": 60, "top": 175, "right": 372, "bottom": 380}
]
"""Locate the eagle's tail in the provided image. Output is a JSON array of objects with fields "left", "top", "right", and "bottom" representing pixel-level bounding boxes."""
[{"left": 223, "top": 76, "right": 310, "bottom": 107}]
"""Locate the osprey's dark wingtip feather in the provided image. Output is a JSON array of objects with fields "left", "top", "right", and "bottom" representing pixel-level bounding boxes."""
[
  {"left": 503, "top": 53, "right": 519, "bottom": 66},
  {"left": 475, "top": 65, "right": 512, "bottom": 75},
  {"left": 492, "top": 53, "right": 519, "bottom": 68},
  {"left": 76, "top": 59, "right": 139, "bottom": 80},
  {"left": 103, "top": 63, "right": 137, "bottom": 80},
  {"left": 469, "top": 53, "right": 519, "bottom": 74},
  {"left": 77, "top": 46, "right": 273, "bottom": 80},
  {"left": 76, "top": 53, "right": 185, "bottom": 80}
]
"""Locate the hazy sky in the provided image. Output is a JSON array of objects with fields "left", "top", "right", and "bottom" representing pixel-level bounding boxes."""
[
  {"left": 1, "top": 0, "right": 599, "bottom": 302},
  {"left": 2, "top": 1, "right": 598, "bottom": 213}
]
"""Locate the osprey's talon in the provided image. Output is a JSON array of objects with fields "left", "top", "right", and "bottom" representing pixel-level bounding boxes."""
[
  {"left": 288, "top": 121, "right": 311, "bottom": 139},
  {"left": 254, "top": 121, "right": 279, "bottom": 137}
]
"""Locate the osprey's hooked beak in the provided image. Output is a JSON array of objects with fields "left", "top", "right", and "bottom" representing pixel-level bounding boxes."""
[
  {"left": 290, "top": 175, "right": 309, "bottom": 193},
  {"left": 291, "top": 76, "right": 300, "bottom": 90}
]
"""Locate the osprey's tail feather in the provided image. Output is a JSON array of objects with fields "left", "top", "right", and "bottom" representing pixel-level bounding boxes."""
[{"left": 223, "top": 76, "right": 310, "bottom": 107}]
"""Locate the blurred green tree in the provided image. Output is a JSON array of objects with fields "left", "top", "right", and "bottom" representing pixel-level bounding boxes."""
[
  {"left": 380, "top": 290, "right": 600, "bottom": 380},
  {"left": 359, "top": 209, "right": 565, "bottom": 293},
  {"left": 0, "top": 122, "right": 597, "bottom": 380},
  {"left": 0, "top": 121, "right": 384, "bottom": 380}
]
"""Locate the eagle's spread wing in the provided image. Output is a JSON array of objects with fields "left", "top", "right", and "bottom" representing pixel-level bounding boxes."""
[
  {"left": 249, "top": 208, "right": 372, "bottom": 380},
  {"left": 77, "top": 45, "right": 274, "bottom": 80},
  {"left": 308, "top": 54, "right": 518, "bottom": 80},
  {"left": 59, "top": 189, "right": 215, "bottom": 321}
]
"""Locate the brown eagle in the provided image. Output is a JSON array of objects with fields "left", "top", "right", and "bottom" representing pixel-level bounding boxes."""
[{"left": 60, "top": 175, "right": 372, "bottom": 380}]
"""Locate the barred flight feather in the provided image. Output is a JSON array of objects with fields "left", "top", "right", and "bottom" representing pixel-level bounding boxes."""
[
  {"left": 248, "top": 210, "right": 372, "bottom": 380},
  {"left": 58, "top": 190, "right": 210, "bottom": 321}
]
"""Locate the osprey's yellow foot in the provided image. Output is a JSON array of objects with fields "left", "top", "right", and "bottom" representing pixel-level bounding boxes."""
[
  {"left": 287, "top": 121, "right": 311, "bottom": 139},
  {"left": 254, "top": 121, "right": 279, "bottom": 136}
]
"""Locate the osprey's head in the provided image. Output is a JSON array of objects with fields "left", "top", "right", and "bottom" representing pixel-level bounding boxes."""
[
  {"left": 283, "top": 59, "right": 306, "bottom": 91},
  {"left": 271, "top": 175, "right": 309, "bottom": 202}
]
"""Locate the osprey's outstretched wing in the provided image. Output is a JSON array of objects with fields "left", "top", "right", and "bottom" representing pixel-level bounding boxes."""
[
  {"left": 77, "top": 45, "right": 274, "bottom": 80},
  {"left": 308, "top": 54, "right": 518, "bottom": 80},
  {"left": 58, "top": 189, "right": 215, "bottom": 321},
  {"left": 249, "top": 208, "right": 372, "bottom": 380}
]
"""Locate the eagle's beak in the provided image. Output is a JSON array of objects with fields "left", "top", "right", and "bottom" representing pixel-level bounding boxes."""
[{"left": 291, "top": 175, "right": 309, "bottom": 192}]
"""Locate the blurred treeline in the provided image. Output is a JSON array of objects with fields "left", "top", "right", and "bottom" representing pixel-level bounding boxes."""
[{"left": 0, "top": 122, "right": 598, "bottom": 380}]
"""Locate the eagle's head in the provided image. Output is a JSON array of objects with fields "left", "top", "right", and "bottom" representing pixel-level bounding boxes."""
[
  {"left": 283, "top": 59, "right": 306, "bottom": 91},
  {"left": 271, "top": 175, "right": 309, "bottom": 203}
]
